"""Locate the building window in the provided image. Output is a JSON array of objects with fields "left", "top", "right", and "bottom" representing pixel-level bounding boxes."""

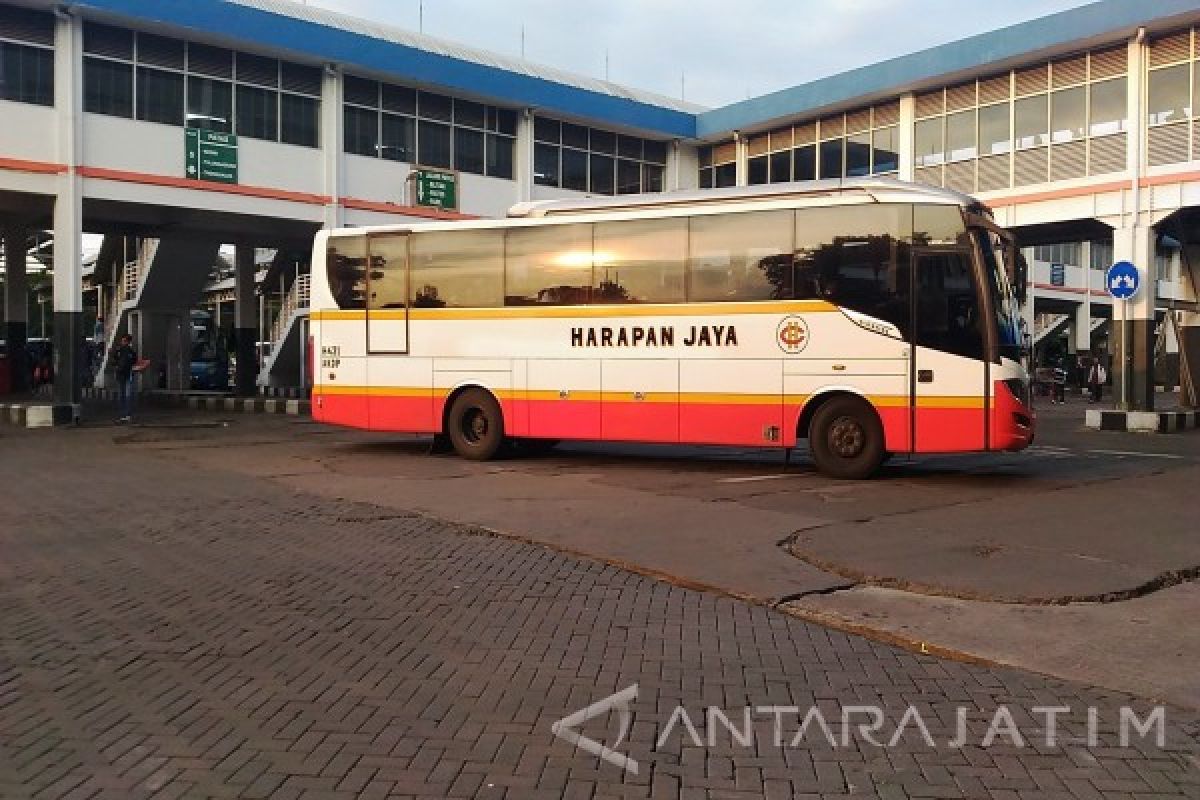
[
  {"left": 0, "top": 41, "right": 53, "bottom": 106},
  {"left": 235, "top": 84, "right": 277, "bottom": 141},
  {"left": 84, "top": 58, "right": 132, "bottom": 117},
  {"left": 79, "top": 23, "right": 321, "bottom": 147},
  {"left": 344, "top": 105, "right": 378, "bottom": 157},
  {"left": 872, "top": 126, "right": 898, "bottom": 173},
  {"left": 914, "top": 117, "right": 944, "bottom": 167},
  {"left": 345, "top": 75, "right": 515, "bottom": 178},
  {"left": 535, "top": 116, "right": 667, "bottom": 195},
  {"left": 0, "top": 6, "right": 54, "bottom": 107},
  {"left": 1089, "top": 79, "right": 1127, "bottom": 136},
  {"left": 280, "top": 94, "right": 319, "bottom": 148},
  {"left": 137, "top": 67, "right": 184, "bottom": 125},
  {"left": 1014, "top": 95, "right": 1048, "bottom": 150},
  {"left": 1050, "top": 87, "right": 1086, "bottom": 143},
  {"left": 1147, "top": 63, "right": 1189, "bottom": 126},
  {"left": 978, "top": 103, "right": 1010, "bottom": 155}
]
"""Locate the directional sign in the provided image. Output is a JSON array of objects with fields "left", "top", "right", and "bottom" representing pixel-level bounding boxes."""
[
  {"left": 412, "top": 168, "right": 458, "bottom": 211},
  {"left": 1106, "top": 260, "right": 1140, "bottom": 300},
  {"left": 1050, "top": 262, "right": 1065, "bottom": 287},
  {"left": 185, "top": 128, "right": 239, "bottom": 184}
]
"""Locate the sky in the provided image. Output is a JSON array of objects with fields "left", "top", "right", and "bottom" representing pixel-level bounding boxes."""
[{"left": 307, "top": 0, "right": 1096, "bottom": 108}]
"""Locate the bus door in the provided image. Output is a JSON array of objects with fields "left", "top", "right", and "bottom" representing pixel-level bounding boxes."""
[
  {"left": 364, "top": 232, "right": 430, "bottom": 431},
  {"left": 910, "top": 248, "right": 989, "bottom": 452},
  {"left": 365, "top": 232, "right": 410, "bottom": 354}
]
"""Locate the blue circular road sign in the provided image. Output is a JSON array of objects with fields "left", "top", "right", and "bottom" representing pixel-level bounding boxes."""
[{"left": 1106, "top": 261, "right": 1140, "bottom": 300}]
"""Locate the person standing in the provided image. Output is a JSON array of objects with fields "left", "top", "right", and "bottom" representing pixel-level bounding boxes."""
[
  {"left": 112, "top": 334, "right": 139, "bottom": 423},
  {"left": 1087, "top": 358, "right": 1107, "bottom": 404},
  {"left": 1051, "top": 357, "right": 1068, "bottom": 405}
]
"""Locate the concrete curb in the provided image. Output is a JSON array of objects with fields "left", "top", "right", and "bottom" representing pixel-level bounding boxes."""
[
  {"left": 0, "top": 403, "right": 80, "bottom": 428},
  {"left": 1085, "top": 408, "right": 1200, "bottom": 433},
  {"left": 81, "top": 388, "right": 310, "bottom": 418}
]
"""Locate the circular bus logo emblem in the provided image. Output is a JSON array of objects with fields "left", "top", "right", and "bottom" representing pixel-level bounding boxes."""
[{"left": 777, "top": 316, "right": 810, "bottom": 354}]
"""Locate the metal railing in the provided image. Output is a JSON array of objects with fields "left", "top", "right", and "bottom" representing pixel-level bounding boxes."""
[{"left": 270, "top": 273, "right": 311, "bottom": 346}]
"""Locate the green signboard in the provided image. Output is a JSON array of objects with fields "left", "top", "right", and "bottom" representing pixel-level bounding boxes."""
[
  {"left": 185, "top": 128, "right": 239, "bottom": 184},
  {"left": 413, "top": 168, "right": 458, "bottom": 211}
]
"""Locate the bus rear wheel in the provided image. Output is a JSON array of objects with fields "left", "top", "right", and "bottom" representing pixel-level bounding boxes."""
[
  {"left": 808, "top": 396, "right": 885, "bottom": 480},
  {"left": 447, "top": 388, "right": 505, "bottom": 461}
]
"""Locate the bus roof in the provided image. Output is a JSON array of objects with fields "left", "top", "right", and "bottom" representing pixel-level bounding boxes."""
[
  {"left": 325, "top": 178, "right": 983, "bottom": 239},
  {"left": 507, "top": 178, "right": 979, "bottom": 218}
]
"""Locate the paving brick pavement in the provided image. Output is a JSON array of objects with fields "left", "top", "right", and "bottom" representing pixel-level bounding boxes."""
[{"left": 0, "top": 427, "right": 1197, "bottom": 799}]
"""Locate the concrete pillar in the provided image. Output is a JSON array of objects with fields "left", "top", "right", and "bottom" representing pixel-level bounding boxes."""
[
  {"left": 1179, "top": 309, "right": 1200, "bottom": 408},
  {"left": 234, "top": 246, "right": 258, "bottom": 396},
  {"left": 897, "top": 93, "right": 916, "bottom": 182},
  {"left": 3, "top": 226, "right": 29, "bottom": 393},
  {"left": 52, "top": 9, "right": 83, "bottom": 418},
  {"left": 668, "top": 140, "right": 699, "bottom": 192},
  {"left": 321, "top": 65, "right": 344, "bottom": 229},
  {"left": 1071, "top": 302, "right": 1090, "bottom": 355},
  {"left": 515, "top": 108, "right": 535, "bottom": 203},
  {"left": 733, "top": 131, "right": 748, "bottom": 187},
  {"left": 1111, "top": 225, "right": 1156, "bottom": 410},
  {"left": 1078, "top": 240, "right": 1094, "bottom": 353}
]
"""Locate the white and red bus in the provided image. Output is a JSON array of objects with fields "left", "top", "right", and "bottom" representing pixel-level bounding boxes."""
[{"left": 309, "top": 179, "right": 1033, "bottom": 478}]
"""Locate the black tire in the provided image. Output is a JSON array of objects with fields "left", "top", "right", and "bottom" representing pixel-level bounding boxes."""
[
  {"left": 446, "top": 388, "right": 505, "bottom": 461},
  {"left": 808, "top": 396, "right": 886, "bottom": 480}
]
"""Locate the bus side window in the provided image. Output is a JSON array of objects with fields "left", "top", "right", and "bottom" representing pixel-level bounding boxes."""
[
  {"left": 792, "top": 204, "right": 911, "bottom": 335},
  {"left": 409, "top": 229, "right": 504, "bottom": 308},
  {"left": 504, "top": 223, "right": 593, "bottom": 306},
  {"left": 592, "top": 218, "right": 687, "bottom": 304},
  {"left": 687, "top": 210, "right": 793, "bottom": 302},
  {"left": 326, "top": 237, "right": 366, "bottom": 310}
]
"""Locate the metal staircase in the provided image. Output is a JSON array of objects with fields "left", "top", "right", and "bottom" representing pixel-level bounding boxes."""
[{"left": 258, "top": 273, "right": 311, "bottom": 389}]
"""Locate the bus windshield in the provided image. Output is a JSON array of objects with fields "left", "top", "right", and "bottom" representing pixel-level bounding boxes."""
[{"left": 972, "top": 228, "right": 1022, "bottom": 362}]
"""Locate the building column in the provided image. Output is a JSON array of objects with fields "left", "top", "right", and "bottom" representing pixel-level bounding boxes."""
[
  {"left": 320, "top": 65, "right": 344, "bottom": 229},
  {"left": 667, "top": 139, "right": 698, "bottom": 192},
  {"left": 897, "top": 93, "right": 916, "bottom": 182},
  {"left": 3, "top": 227, "right": 29, "bottom": 393},
  {"left": 1077, "top": 240, "right": 1094, "bottom": 354},
  {"left": 733, "top": 131, "right": 748, "bottom": 187},
  {"left": 515, "top": 108, "right": 535, "bottom": 203},
  {"left": 52, "top": 9, "right": 83, "bottom": 418},
  {"left": 1111, "top": 225, "right": 1156, "bottom": 410},
  {"left": 234, "top": 246, "right": 258, "bottom": 396}
]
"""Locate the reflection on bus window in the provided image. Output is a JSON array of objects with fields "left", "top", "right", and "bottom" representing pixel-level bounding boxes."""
[
  {"left": 793, "top": 204, "right": 911, "bottom": 333},
  {"left": 688, "top": 210, "right": 793, "bottom": 302},
  {"left": 914, "top": 204, "right": 969, "bottom": 246},
  {"left": 915, "top": 251, "right": 984, "bottom": 360},
  {"left": 368, "top": 234, "right": 408, "bottom": 310},
  {"left": 592, "top": 218, "right": 686, "bottom": 304},
  {"left": 505, "top": 223, "right": 593, "bottom": 306},
  {"left": 326, "top": 236, "right": 367, "bottom": 310},
  {"left": 409, "top": 229, "right": 503, "bottom": 308}
]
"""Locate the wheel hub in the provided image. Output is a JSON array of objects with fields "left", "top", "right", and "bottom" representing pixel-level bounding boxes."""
[
  {"left": 463, "top": 408, "right": 488, "bottom": 444},
  {"left": 829, "top": 416, "right": 865, "bottom": 458}
]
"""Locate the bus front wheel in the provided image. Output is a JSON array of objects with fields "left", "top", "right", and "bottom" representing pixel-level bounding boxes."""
[
  {"left": 447, "top": 388, "right": 505, "bottom": 461},
  {"left": 808, "top": 396, "right": 885, "bottom": 480}
]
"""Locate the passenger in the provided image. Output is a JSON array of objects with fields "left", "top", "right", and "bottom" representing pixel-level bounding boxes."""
[
  {"left": 112, "top": 334, "right": 139, "bottom": 423},
  {"left": 1051, "top": 357, "right": 1068, "bottom": 405},
  {"left": 1086, "top": 358, "right": 1107, "bottom": 404}
]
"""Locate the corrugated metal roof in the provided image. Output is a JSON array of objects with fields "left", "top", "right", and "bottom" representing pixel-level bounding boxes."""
[{"left": 227, "top": 0, "right": 706, "bottom": 114}]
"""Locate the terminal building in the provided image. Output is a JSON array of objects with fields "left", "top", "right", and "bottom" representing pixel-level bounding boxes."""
[{"left": 0, "top": 0, "right": 1197, "bottom": 417}]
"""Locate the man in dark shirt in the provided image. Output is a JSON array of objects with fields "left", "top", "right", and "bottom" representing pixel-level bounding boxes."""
[{"left": 112, "top": 334, "right": 138, "bottom": 422}]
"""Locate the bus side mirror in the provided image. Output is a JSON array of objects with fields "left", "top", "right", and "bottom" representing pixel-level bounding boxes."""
[{"left": 1011, "top": 248, "right": 1029, "bottom": 306}]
